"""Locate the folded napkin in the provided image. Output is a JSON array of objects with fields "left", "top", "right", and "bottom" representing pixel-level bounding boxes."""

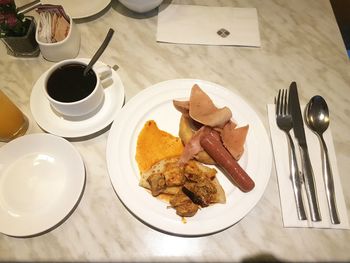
[
  {"left": 267, "top": 104, "right": 349, "bottom": 229},
  {"left": 157, "top": 4, "right": 261, "bottom": 47}
]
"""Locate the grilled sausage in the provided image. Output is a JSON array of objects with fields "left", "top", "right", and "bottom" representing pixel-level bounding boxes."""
[{"left": 200, "top": 129, "right": 255, "bottom": 192}]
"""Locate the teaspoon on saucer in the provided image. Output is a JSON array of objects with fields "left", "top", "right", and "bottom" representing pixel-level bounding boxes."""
[{"left": 84, "top": 28, "right": 115, "bottom": 76}]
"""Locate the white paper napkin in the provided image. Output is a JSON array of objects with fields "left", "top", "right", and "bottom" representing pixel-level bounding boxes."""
[
  {"left": 157, "top": 4, "right": 261, "bottom": 47},
  {"left": 267, "top": 104, "right": 349, "bottom": 229}
]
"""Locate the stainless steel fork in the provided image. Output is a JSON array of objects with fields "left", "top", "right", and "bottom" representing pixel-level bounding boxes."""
[{"left": 275, "top": 89, "right": 307, "bottom": 220}]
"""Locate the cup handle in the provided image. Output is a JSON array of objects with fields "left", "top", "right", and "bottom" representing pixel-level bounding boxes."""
[{"left": 94, "top": 65, "right": 113, "bottom": 88}]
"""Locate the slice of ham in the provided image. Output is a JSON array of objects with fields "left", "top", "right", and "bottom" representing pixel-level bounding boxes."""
[
  {"left": 173, "top": 100, "right": 189, "bottom": 116},
  {"left": 176, "top": 84, "right": 249, "bottom": 164},
  {"left": 189, "top": 84, "right": 232, "bottom": 128},
  {"left": 221, "top": 123, "right": 249, "bottom": 160}
]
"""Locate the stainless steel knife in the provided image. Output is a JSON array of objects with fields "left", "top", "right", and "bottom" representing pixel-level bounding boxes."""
[{"left": 289, "top": 81, "right": 321, "bottom": 222}]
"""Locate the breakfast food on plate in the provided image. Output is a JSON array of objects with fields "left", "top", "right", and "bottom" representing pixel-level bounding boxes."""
[
  {"left": 139, "top": 156, "right": 226, "bottom": 217},
  {"left": 135, "top": 83, "right": 255, "bottom": 218},
  {"left": 136, "top": 120, "right": 184, "bottom": 173},
  {"left": 136, "top": 120, "right": 226, "bottom": 218},
  {"left": 173, "top": 84, "right": 255, "bottom": 192}
]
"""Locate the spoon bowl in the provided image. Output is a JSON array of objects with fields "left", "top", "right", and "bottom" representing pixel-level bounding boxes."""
[{"left": 305, "top": 95, "right": 330, "bottom": 135}]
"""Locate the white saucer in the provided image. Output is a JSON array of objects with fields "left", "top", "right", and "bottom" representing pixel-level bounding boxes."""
[
  {"left": 0, "top": 133, "right": 85, "bottom": 237},
  {"left": 30, "top": 59, "right": 125, "bottom": 138}
]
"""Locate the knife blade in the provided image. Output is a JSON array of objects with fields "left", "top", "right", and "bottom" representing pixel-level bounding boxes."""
[{"left": 289, "top": 81, "right": 321, "bottom": 222}]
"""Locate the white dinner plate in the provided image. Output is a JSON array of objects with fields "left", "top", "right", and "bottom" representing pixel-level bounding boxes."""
[
  {"left": 0, "top": 133, "right": 85, "bottom": 237},
  {"left": 106, "top": 79, "right": 272, "bottom": 236},
  {"left": 30, "top": 58, "right": 125, "bottom": 138},
  {"left": 41, "top": 0, "right": 111, "bottom": 19}
]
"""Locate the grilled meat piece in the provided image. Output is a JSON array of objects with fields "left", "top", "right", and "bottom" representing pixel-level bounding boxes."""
[
  {"left": 182, "top": 186, "right": 207, "bottom": 207},
  {"left": 147, "top": 173, "right": 166, "bottom": 196},
  {"left": 169, "top": 190, "right": 199, "bottom": 217},
  {"left": 185, "top": 160, "right": 217, "bottom": 180},
  {"left": 163, "top": 161, "right": 186, "bottom": 186},
  {"left": 140, "top": 155, "right": 226, "bottom": 217},
  {"left": 183, "top": 178, "right": 217, "bottom": 207}
]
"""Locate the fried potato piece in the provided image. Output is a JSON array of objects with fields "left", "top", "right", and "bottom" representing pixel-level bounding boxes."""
[
  {"left": 136, "top": 120, "right": 184, "bottom": 173},
  {"left": 179, "top": 115, "right": 216, "bottom": 164}
]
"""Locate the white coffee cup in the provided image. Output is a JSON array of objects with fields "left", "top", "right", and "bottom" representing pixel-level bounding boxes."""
[{"left": 44, "top": 59, "right": 112, "bottom": 117}]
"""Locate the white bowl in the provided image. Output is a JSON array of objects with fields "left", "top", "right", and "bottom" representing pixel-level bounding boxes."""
[
  {"left": 35, "top": 15, "right": 80, "bottom": 62},
  {"left": 119, "top": 0, "right": 163, "bottom": 13}
]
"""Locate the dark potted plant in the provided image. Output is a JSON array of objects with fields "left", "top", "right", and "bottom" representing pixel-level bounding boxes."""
[{"left": 0, "top": 0, "right": 39, "bottom": 57}]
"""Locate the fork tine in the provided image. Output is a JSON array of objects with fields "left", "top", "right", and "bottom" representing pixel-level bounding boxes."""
[
  {"left": 282, "top": 89, "right": 287, "bottom": 115},
  {"left": 284, "top": 89, "right": 289, "bottom": 114},
  {"left": 276, "top": 89, "right": 282, "bottom": 115},
  {"left": 283, "top": 89, "right": 289, "bottom": 115}
]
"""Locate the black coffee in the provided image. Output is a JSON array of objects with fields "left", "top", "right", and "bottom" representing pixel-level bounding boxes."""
[{"left": 47, "top": 63, "right": 97, "bottom": 103}]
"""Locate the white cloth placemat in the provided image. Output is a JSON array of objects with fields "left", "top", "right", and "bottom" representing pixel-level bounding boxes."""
[
  {"left": 267, "top": 104, "right": 349, "bottom": 229},
  {"left": 157, "top": 4, "right": 261, "bottom": 47}
]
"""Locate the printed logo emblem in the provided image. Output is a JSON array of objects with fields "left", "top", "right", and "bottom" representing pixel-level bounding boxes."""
[{"left": 217, "top": 28, "right": 230, "bottom": 38}]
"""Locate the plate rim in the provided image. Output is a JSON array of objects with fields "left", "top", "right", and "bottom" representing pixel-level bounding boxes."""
[
  {"left": 0, "top": 133, "right": 85, "bottom": 237},
  {"left": 106, "top": 78, "right": 272, "bottom": 236}
]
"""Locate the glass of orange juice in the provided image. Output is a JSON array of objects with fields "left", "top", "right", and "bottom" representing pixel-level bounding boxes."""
[{"left": 0, "top": 90, "right": 29, "bottom": 142}]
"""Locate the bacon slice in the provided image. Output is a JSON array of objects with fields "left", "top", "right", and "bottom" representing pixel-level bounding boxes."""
[
  {"left": 189, "top": 84, "right": 232, "bottom": 128},
  {"left": 221, "top": 123, "right": 249, "bottom": 160}
]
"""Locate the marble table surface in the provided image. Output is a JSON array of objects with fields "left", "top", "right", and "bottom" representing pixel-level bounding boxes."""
[{"left": 1, "top": 0, "right": 349, "bottom": 261}]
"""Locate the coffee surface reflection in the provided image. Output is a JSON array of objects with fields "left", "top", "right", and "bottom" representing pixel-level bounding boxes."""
[{"left": 47, "top": 63, "right": 97, "bottom": 102}]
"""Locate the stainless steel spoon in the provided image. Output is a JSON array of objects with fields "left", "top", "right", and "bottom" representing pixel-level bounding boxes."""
[{"left": 305, "top": 95, "right": 340, "bottom": 224}]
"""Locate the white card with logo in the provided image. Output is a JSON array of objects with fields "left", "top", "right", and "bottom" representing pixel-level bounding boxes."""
[{"left": 157, "top": 4, "right": 261, "bottom": 47}]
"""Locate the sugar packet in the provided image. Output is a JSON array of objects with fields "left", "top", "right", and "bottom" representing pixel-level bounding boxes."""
[{"left": 36, "top": 5, "right": 70, "bottom": 43}]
